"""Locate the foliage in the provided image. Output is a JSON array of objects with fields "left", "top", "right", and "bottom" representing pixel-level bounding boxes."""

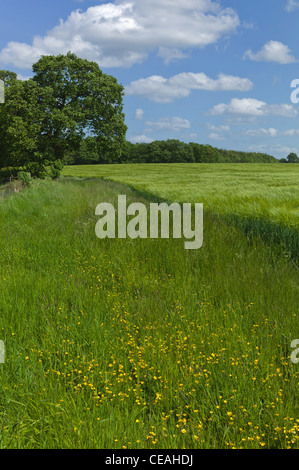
[
  {"left": 0, "top": 70, "right": 18, "bottom": 87},
  {"left": 17, "top": 171, "right": 32, "bottom": 187},
  {"left": 279, "top": 153, "right": 299, "bottom": 163},
  {"left": 32, "top": 52, "right": 127, "bottom": 163},
  {"left": 0, "top": 52, "right": 127, "bottom": 177},
  {"left": 286, "top": 152, "right": 299, "bottom": 163},
  {"left": 0, "top": 78, "right": 45, "bottom": 173},
  {"left": 65, "top": 138, "right": 278, "bottom": 165},
  {"left": 119, "top": 140, "right": 278, "bottom": 164}
]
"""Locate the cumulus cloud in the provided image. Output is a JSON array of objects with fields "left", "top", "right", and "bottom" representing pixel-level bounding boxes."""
[
  {"left": 245, "top": 128, "right": 279, "bottom": 137},
  {"left": 286, "top": 0, "right": 299, "bottom": 12},
  {"left": 243, "top": 40, "right": 297, "bottom": 64},
  {"left": 157, "top": 47, "right": 190, "bottom": 64},
  {"left": 17, "top": 74, "right": 33, "bottom": 81},
  {"left": 207, "top": 123, "right": 230, "bottom": 132},
  {"left": 129, "top": 134, "right": 153, "bottom": 143},
  {"left": 145, "top": 116, "right": 191, "bottom": 132},
  {"left": 245, "top": 127, "right": 299, "bottom": 137},
  {"left": 134, "top": 108, "right": 144, "bottom": 120},
  {"left": 209, "top": 98, "right": 297, "bottom": 117},
  {"left": 284, "top": 128, "right": 299, "bottom": 135},
  {"left": 247, "top": 144, "right": 298, "bottom": 158},
  {"left": 126, "top": 72, "right": 253, "bottom": 103},
  {"left": 206, "top": 123, "right": 230, "bottom": 140},
  {"left": 0, "top": 0, "right": 240, "bottom": 69},
  {"left": 208, "top": 132, "right": 227, "bottom": 140}
]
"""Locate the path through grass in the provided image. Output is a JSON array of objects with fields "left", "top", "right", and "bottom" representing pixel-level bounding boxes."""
[{"left": 0, "top": 177, "right": 298, "bottom": 449}]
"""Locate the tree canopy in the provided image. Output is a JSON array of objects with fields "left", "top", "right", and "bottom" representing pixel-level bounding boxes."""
[
  {"left": 65, "top": 138, "right": 279, "bottom": 165},
  {"left": 0, "top": 52, "right": 127, "bottom": 177},
  {"left": 286, "top": 152, "right": 299, "bottom": 163}
]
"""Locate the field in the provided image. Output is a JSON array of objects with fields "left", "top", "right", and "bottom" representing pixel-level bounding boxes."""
[
  {"left": 64, "top": 164, "right": 299, "bottom": 261},
  {"left": 0, "top": 164, "right": 298, "bottom": 449},
  {"left": 63, "top": 163, "right": 299, "bottom": 227}
]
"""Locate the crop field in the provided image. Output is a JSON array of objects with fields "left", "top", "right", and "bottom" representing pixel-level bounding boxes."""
[
  {"left": 0, "top": 166, "right": 298, "bottom": 449},
  {"left": 63, "top": 164, "right": 299, "bottom": 227},
  {"left": 63, "top": 163, "right": 299, "bottom": 260}
]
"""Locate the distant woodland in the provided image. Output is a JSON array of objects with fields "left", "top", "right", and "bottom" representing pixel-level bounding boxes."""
[{"left": 64, "top": 137, "right": 283, "bottom": 165}]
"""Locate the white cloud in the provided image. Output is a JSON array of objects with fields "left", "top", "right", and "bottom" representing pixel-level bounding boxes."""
[
  {"left": 245, "top": 127, "right": 299, "bottom": 137},
  {"left": 17, "top": 74, "right": 33, "bottom": 81},
  {"left": 209, "top": 98, "right": 297, "bottom": 117},
  {"left": 145, "top": 116, "right": 191, "bottom": 132},
  {"left": 129, "top": 134, "right": 153, "bottom": 143},
  {"left": 157, "top": 47, "right": 190, "bottom": 64},
  {"left": 247, "top": 144, "right": 298, "bottom": 158},
  {"left": 208, "top": 132, "right": 227, "bottom": 140},
  {"left": 243, "top": 40, "right": 297, "bottom": 64},
  {"left": 0, "top": 0, "right": 240, "bottom": 69},
  {"left": 207, "top": 123, "right": 230, "bottom": 132},
  {"left": 286, "top": 0, "right": 299, "bottom": 12},
  {"left": 245, "top": 128, "right": 279, "bottom": 137},
  {"left": 284, "top": 128, "right": 299, "bottom": 135},
  {"left": 134, "top": 108, "right": 144, "bottom": 120},
  {"left": 207, "top": 123, "right": 230, "bottom": 140},
  {"left": 126, "top": 72, "right": 253, "bottom": 103}
]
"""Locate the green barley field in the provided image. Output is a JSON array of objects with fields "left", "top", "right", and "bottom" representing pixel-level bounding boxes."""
[
  {"left": 63, "top": 163, "right": 299, "bottom": 227},
  {"left": 0, "top": 164, "right": 298, "bottom": 449},
  {"left": 64, "top": 163, "right": 299, "bottom": 261}
]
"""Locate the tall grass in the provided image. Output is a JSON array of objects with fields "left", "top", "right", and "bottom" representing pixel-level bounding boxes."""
[
  {"left": 63, "top": 163, "right": 299, "bottom": 261},
  {"left": 0, "top": 177, "right": 298, "bottom": 449},
  {"left": 63, "top": 163, "right": 299, "bottom": 226}
]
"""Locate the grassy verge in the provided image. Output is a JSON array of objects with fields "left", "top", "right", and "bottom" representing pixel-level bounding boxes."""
[{"left": 0, "top": 177, "right": 298, "bottom": 449}]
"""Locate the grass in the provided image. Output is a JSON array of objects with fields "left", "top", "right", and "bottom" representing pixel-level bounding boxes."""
[
  {"left": 63, "top": 163, "right": 299, "bottom": 261},
  {"left": 63, "top": 163, "right": 299, "bottom": 228},
  {"left": 0, "top": 176, "right": 298, "bottom": 449}
]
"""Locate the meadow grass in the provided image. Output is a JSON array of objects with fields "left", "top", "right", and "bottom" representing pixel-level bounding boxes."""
[{"left": 0, "top": 177, "right": 298, "bottom": 449}]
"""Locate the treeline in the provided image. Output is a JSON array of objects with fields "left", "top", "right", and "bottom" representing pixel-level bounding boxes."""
[
  {"left": 279, "top": 152, "right": 299, "bottom": 163},
  {"left": 64, "top": 138, "right": 278, "bottom": 164}
]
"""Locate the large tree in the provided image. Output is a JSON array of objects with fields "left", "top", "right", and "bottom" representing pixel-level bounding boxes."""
[
  {"left": 0, "top": 52, "right": 127, "bottom": 177},
  {"left": 32, "top": 52, "right": 127, "bottom": 163},
  {"left": 286, "top": 152, "right": 299, "bottom": 163}
]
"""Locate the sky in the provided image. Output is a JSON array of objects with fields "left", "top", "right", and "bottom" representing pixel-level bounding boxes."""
[{"left": 1, "top": 0, "right": 299, "bottom": 158}]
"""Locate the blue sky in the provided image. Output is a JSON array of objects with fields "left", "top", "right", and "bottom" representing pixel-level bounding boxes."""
[{"left": 1, "top": 0, "right": 299, "bottom": 158}]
